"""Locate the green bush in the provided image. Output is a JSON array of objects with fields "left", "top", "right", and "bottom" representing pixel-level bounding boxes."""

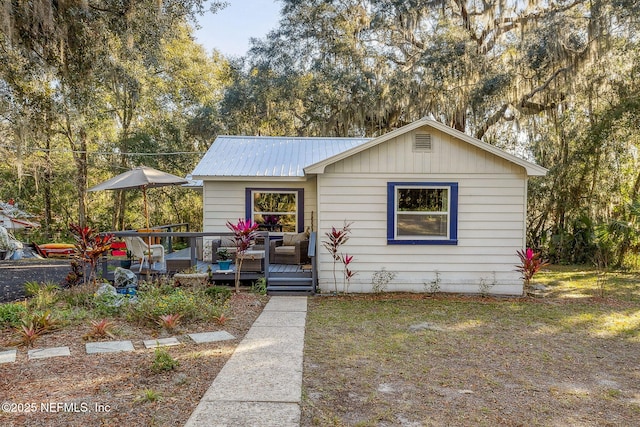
[
  {"left": 251, "top": 277, "right": 267, "bottom": 295},
  {"left": 151, "top": 347, "right": 179, "bottom": 373},
  {"left": 24, "top": 281, "right": 60, "bottom": 310},
  {"left": 204, "top": 285, "right": 232, "bottom": 302},
  {"left": 126, "top": 283, "right": 224, "bottom": 326},
  {"left": 0, "top": 302, "right": 27, "bottom": 327}
]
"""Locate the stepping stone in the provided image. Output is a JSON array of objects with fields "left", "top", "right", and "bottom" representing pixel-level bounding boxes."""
[
  {"left": 188, "top": 331, "right": 235, "bottom": 344},
  {"left": 143, "top": 337, "right": 181, "bottom": 349},
  {"left": 0, "top": 349, "right": 17, "bottom": 364},
  {"left": 28, "top": 346, "right": 71, "bottom": 360},
  {"left": 86, "top": 340, "right": 135, "bottom": 354}
]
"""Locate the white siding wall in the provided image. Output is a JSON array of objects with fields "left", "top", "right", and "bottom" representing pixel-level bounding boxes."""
[
  {"left": 202, "top": 178, "right": 318, "bottom": 232},
  {"left": 316, "top": 126, "right": 527, "bottom": 295}
]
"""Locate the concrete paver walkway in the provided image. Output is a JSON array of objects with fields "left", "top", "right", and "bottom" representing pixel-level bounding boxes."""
[{"left": 184, "top": 296, "right": 308, "bottom": 427}]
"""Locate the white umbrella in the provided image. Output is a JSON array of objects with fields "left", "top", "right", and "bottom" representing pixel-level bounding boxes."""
[
  {"left": 88, "top": 166, "right": 188, "bottom": 230},
  {"left": 89, "top": 166, "right": 188, "bottom": 275}
]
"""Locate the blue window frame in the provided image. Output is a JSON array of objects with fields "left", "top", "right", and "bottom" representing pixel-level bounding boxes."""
[{"left": 387, "top": 182, "right": 458, "bottom": 245}]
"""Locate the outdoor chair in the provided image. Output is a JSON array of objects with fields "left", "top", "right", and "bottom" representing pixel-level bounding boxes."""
[
  {"left": 269, "top": 232, "right": 310, "bottom": 265},
  {"left": 123, "top": 236, "right": 165, "bottom": 272}
]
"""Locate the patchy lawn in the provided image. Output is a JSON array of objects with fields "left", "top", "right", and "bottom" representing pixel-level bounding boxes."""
[{"left": 301, "top": 266, "right": 640, "bottom": 426}]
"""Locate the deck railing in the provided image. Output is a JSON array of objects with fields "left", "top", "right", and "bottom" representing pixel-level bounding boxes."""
[{"left": 101, "top": 230, "right": 317, "bottom": 292}]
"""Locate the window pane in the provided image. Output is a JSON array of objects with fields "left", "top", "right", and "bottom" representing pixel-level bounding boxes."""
[
  {"left": 253, "top": 192, "right": 296, "bottom": 213},
  {"left": 397, "top": 214, "right": 448, "bottom": 237},
  {"left": 398, "top": 188, "right": 448, "bottom": 212},
  {"left": 252, "top": 191, "right": 297, "bottom": 233}
]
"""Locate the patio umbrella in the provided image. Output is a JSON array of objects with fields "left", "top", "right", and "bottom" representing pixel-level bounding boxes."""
[{"left": 88, "top": 166, "right": 189, "bottom": 230}]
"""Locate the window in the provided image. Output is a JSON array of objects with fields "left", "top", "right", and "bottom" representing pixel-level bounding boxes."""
[
  {"left": 245, "top": 189, "right": 304, "bottom": 233},
  {"left": 387, "top": 182, "right": 458, "bottom": 245}
]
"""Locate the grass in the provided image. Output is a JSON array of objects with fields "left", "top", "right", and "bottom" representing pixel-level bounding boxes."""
[{"left": 301, "top": 265, "right": 640, "bottom": 426}]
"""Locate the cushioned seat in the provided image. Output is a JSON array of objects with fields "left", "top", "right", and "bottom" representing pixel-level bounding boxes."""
[{"left": 269, "top": 232, "right": 310, "bottom": 264}]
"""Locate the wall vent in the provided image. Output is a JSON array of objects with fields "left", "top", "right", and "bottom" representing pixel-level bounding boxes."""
[{"left": 414, "top": 134, "right": 433, "bottom": 152}]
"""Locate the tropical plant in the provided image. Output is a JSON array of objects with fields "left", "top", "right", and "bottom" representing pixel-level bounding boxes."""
[
  {"left": 15, "top": 310, "right": 60, "bottom": 347},
  {"left": 69, "top": 224, "right": 114, "bottom": 286},
  {"left": 341, "top": 254, "right": 356, "bottom": 293},
  {"left": 516, "top": 248, "right": 550, "bottom": 293},
  {"left": 24, "top": 282, "right": 60, "bottom": 310},
  {"left": 85, "top": 319, "right": 116, "bottom": 340},
  {"left": 226, "top": 218, "right": 259, "bottom": 293},
  {"left": 322, "top": 221, "right": 353, "bottom": 293},
  {"left": 156, "top": 313, "right": 182, "bottom": 332},
  {"left": 17, "top": 321, "right": 41, "bottom": 348}
]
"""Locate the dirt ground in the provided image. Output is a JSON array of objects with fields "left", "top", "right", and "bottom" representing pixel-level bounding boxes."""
[{"left": 0, "top": 292, "right": 267, "bottom": 427}]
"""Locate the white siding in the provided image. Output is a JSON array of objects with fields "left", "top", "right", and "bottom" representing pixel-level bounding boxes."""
[
  {"left": 315, "top": 126, "right": 528, "bottom": 295},
  {"left": 202, "top": 178, "right": 318, "bottom": 232}
]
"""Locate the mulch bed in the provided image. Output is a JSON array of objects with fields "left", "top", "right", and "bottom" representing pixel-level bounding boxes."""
[{"left": 0, "top": 292, "right": 268, "bottom": 426}]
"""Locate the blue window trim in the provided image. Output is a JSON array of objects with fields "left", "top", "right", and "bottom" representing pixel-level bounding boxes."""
[
  {"left": 387, "top": 182, "right": 458, "bottom": 245},
  {"left": 245, "top": 188, "right": 305, "bottom": 233}
]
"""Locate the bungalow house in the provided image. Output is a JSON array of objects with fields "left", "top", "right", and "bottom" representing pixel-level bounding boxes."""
[{"left": 190, "top": 117, "right": 547, "bottom": 295}]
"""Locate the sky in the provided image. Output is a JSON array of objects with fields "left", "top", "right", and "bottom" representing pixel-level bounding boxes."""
[{"left": 194, "top": 0, "right": 282, "bottom": 57}]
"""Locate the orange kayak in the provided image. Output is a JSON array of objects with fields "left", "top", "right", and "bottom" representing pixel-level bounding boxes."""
[{"left": 36, "top": 243, "right": 76, "bottom": 258}]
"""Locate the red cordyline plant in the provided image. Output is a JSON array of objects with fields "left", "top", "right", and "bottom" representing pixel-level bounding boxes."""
[
  {"left": 322, "top": 221, "right": 353, "bottom": 293},
  {"left": 342, "top": 254, "right": 357, "bottom": 293},
  {"left": 227, "top": 218, "right": 259, "bottom": 293},
  {"left": 70, "top": 224, "right": 114, "bottom": 286},
  {"left": 516, "top": 248, "right": 550, "bottom": 293}
]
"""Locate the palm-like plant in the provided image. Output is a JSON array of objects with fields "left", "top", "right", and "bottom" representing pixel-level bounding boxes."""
[
  {"left": 516, "top": 248, "right": 549, "bottom": 294},
  {"left": 70, "top": 224, "right": 114, "bottom": 286},
  {"left": 226, "top": 219, "right": 259, "bottom": 293},
  {"left": 322, "top": 221, "right": 353, "bottom": 293}
]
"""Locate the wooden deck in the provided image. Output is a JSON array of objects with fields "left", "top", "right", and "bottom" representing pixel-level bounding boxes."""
[{"left": 100, "top": 230, "right": 317, "bottom": 294}]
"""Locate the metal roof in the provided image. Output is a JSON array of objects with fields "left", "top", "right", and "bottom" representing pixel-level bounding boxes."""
[{"left": 191, "top": 136, "right": 372, "bottom": 178}]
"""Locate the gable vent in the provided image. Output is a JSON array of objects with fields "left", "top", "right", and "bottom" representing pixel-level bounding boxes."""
[{"left": 414, "top": 134, "right": 433, "bottom": 152}]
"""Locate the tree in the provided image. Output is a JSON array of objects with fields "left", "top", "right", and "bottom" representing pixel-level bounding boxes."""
[{"left": 0, "top": 1, "right": 227, "bottom": 232}]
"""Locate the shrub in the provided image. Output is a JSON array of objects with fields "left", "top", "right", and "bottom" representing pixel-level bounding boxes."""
[
  {"left": 24, "top": 281, "right": 60, "bottom": 310},
  {"left": 93, "top": 288, "right": 126, "bottom": 317},
  {"left": 126, "top": 284, "right": 224, "bottom": 326},
  {"left": 151, "top": 347, "right": 179, "bottom": 373},
  {"left": 251, "top": 277, "right": 267, "bottom": 295},
  {"left": 59, "top": 284, "right": 96, "bottom": 309},
  {"left": 69, "top": 223, "right": 114, "bottom": 286},
  {"left": 205, "top": 285, "right": 232, "bottom": 302},
  {"left": 0, "top": 302, "right": 27, "bottom": 327},
  {"left": 371, "top": 268, "right": 397, "bottom": 293}
]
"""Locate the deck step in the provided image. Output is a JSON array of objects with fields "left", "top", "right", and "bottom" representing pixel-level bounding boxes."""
[
  {"left": 267, "top": 286, "right": 314, "bottom": 295},
  {"left": 268, "top": 277, "right": 313, "bottom": 283},
  {"left": 267, "top": 277, "right": 314, "bottom": 295}
]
